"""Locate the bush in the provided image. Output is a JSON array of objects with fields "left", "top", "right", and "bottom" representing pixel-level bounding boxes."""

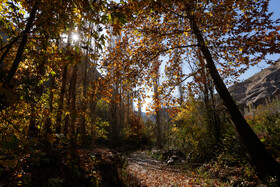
[
  {"left": 170, "top": 97, "right": 216, "bottom": 164},
  {"left": 247, "top": 100, "right": 280, "bottom": 159}
]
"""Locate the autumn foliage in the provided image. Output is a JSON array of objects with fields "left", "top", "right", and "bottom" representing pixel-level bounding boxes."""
[{"left": 1, "top": 0, "right": 280, "bottom": 185}]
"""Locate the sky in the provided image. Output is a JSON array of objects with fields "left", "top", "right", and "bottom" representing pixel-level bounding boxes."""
[
  {"left": 238, "top": 0, "right": 280, "bottom": 81},
  {"left": 139, "top": 0, "right": 280, "bottom": 112}
]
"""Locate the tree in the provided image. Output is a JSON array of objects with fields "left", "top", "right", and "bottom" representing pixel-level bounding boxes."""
[
  {"left": 153, "top": 60, "right": 162, "bottom": 148},
  {"left": 120, "top": 0, "right": 280, "bottom": 182},
  {"left": 0, "top": 0, "right": 116, "bottom": 145}
]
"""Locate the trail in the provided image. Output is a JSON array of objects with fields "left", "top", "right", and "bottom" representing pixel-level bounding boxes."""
[{"left": 124, "top": 151, "right": 222, "bottom": 187}]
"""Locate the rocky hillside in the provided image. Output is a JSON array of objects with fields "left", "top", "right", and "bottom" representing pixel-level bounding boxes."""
[{"left": 229, "top": 60, "right": 280, "bottom": 110}]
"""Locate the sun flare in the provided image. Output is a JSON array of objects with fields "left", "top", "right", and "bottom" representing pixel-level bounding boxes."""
[{"left": 72, "top": 33, "right": 79, "bottom": 42}]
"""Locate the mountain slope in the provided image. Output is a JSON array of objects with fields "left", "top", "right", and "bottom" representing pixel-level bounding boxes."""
[{"left": 229, "top": 60, "right": 280, "bottom": 108}]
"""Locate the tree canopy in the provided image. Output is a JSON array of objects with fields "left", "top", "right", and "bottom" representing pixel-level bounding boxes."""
[{"left": 1, "top": 0, "right": 280, "bottom": 185}]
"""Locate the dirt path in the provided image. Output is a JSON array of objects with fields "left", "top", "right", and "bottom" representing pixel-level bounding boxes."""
[{"left": 124, "top": 151, "right": 222, "bottom": 187}]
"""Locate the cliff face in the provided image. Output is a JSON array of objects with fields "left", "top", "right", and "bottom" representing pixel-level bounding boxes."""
[{"left": 229, "top": 60, "right": 280, "bottom": 109}]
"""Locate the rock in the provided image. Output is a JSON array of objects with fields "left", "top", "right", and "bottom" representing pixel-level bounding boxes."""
[
  {"left": 167, "top": 155, "right": 179, "bottom": 165},
  {"left": 162, "top": 149, "right": 186, "bottom": 165},
  {"left": 228, "top": 60, "right": 280, "bottom": 112}
]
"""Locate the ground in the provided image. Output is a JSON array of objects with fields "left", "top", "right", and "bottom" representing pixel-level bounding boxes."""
[{"left": 122, "top": 150, "right": 263, "bottom": 187}]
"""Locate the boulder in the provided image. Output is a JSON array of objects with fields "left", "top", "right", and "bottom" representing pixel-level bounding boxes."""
[{"left": 162, "top": 149, "right": 186, "bottom": 165}]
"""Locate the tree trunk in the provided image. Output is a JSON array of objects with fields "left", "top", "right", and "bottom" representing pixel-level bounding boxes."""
[
  {"left": 155, "top": 107, "right": 162, "bottom": 149},
  {"left": 154, "top": 73, "right": 162, "bottom": 149},
  {"left": 56, "top": 64, "right": 68, "bottom": 133},
  {"left": 28, "top": 104, "right": 38, "bottom": 138},
  {"left": 125, "top": 91, "right": 131, "bottom": 125},
  {"left": 45, "top": 74, "right": 55, "bottom": 138},
  {"left": 90, "top": 97, "right": 97, "bottom": 136},
  {"left": 197, "top": 50, "right": 221, "bottom": 146},
  {"left": 120, "top": 88, "right": 125, "bottom": 133},
  {"left": 191, "top": 18, "right": 280, "bottom": 181},
  {"left": 64, "top": 78, "right": 71, "bottom": 136},
  {"left": 110, "top": 84, "right": 120, "bottom": 145},
  {"left": 80, "top": 54, "right": 89, "bottom": 145},
  {"left": 137, "top": 97, "right": 141, "bottom": 119},
  {"left": 27, "top": 33, "right": 48, "bottom": 139},
  {"left": 1, "top": 2, "right": 39, "bottom": 111},
  {"left": 70, "top": 64, "right": 78, "bottom": 145},
  {"left": 5, "top": 2, "right": 39, "bottom": 87}
]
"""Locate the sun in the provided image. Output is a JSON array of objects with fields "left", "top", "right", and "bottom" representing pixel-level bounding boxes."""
[{"left": 72, "top": 33, "right": 79, "bottom": 42}]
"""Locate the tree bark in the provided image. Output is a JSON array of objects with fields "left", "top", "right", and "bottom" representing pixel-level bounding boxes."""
[
  {"left": 190, "top": 17, "right": 280, "bottom": 181},
  {"left": 45, "top": 74, "right": 55, "bottom": 138},
  {"left": 64, "top": 81, "right": 71, "bottom": 136},
  {"left": 70, "top": 64, "right": 78, "bottom": 145},
  {"left": 110, "top": 84, "right": 120, "bottom": 145},
  {"left": 0, "top": 38, "right": 17, "bottom": 69},
  {"left": 197, "top": 50, "right": 221, "bottom": 146},
  {"left": 154, "top": 71, "right": 162, "bottom": 148},
  {"left": 5, "top": 2, "right": 39, "bottom": 87},
  {"left": 80, "top": 53, "right": 89, "bottom": 145},
  {"left": 56, "top": 64, "right": 68, "bottom": 133},
  {"left": 137, "top": 97, "right": 141, "bottom": 119},
  {"left": 1, "top": 2, "right": 39, "bottom": 111},
  {"left": 28, "top": 103, "right": 38, "bottom": 138}
]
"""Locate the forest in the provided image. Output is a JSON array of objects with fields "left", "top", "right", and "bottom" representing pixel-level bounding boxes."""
[{"left": 0, "top": 0, "right": 280, "bottom": 186}]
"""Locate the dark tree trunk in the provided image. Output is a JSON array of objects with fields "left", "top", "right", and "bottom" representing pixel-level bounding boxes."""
[
  {"left": 80, "top": 54, "right": 89, "bottom": 145},
  {"left": 120, "top": 89, "right": 125, "bottom": 132},
  {"left": 56, "top": 64, "right": 68, "bottom": 133},
  {"left": 1, "top": 2, "right": 39, "bottom": 111},
  {"left": 5, "top": 2, "right": 39, "bottom": 87},
  {"left": 191, "top": 18, "right": 280, "bottom": 181},
  {"left": 28, "top": 104, "right": 38, "bottom": 138},
  {"left": 64, "top": 87, "right": 71, "bottom": 137},
  {"left": 155, "top": 107, "right": 162, "bottom": 149},
  {"left": 45, "top": 74, "right": 55, "bottom": 138},
  {"left": 70, "top": 64, "right": 78, "bottom": 145},
  {"left": 110, "top": 84, "right": 120, "bottom": 145},
  {"left": 61, "top": 35, "right": 72, "bottom": 136}
]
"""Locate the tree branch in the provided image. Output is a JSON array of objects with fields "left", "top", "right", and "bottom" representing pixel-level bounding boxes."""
[
  {"left": 0, "top": 35, "right": 23, "bottom": 52},
  {"left": 4, "top": 2, "right": 40, "bottom": 87},
  {"left": 0, "top": 114, "right": 21, "bottom": 133},
  {"left": 162, "top": 67, "right": 203, "bottom": 100}
]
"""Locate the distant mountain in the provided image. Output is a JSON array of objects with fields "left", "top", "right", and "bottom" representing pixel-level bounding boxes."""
[{"left": 229, "top": 59, "right": 280, "bottom": 110}]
